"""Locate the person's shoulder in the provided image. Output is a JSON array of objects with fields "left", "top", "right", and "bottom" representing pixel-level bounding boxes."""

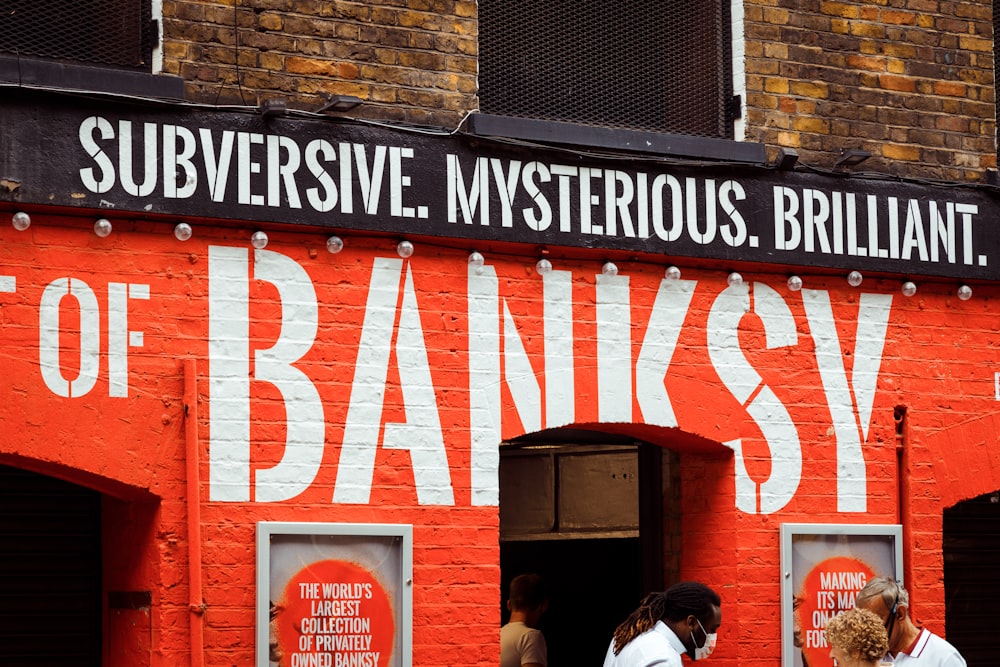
[
  {"left": 923, "top": 630, "right": 967, "bottom": 666},
  {"left": 619, "top": 628, "right": 683, "bottom": 667},
  {"left": 523, "top": 627, "right": 544, "bottom": 640}
]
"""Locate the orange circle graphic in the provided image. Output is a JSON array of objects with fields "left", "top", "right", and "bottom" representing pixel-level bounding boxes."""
[
  {"left": 796, "top": 556, "right": 875, "bottom": 667},
  {"left": 271, "top": 559, "right": 395, "bottom": 667}
]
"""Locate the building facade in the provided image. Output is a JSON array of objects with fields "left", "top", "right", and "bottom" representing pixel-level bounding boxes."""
[{"left": 0, "top": 1, "right": 998, "bottom": 666}]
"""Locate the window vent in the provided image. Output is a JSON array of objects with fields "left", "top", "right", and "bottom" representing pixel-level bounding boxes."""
[
  {"left": 479, "top": 0, "right": 735, "bottom": 138},
  {"left": 0, "top": 0, "right": 154, "bottom": 71}
]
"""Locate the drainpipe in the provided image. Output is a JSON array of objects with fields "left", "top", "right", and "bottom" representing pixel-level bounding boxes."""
[
  {"left": 185, "top": 358, "right": 206, "bottom": 667},
  {"left": 894, "top": 406, "right": 913, "bottom": 589}
]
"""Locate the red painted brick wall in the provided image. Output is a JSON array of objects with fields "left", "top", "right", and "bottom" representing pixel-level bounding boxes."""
[{"left": 2, "top": 207, "right": 997, "bottom": 666}]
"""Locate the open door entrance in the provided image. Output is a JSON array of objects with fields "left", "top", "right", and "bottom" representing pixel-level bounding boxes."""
[
  {"left": 499, "top": 433, "right": 679, "bottom": 666},
  {"left": 943, "top": 489, "right": 1000, "bottom": 664},
  {"left": 0, "top": 465, "right": 102, "bottom": 666}
]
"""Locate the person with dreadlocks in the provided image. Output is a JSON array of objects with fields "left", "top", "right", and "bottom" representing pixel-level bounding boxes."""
[{"left": 603, "top": 581, "right": 722, "bottom": 667}]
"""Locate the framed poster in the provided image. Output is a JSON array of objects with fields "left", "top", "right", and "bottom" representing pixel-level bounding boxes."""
[
  {"left": 780, "top": 523, "right": 902, "bottom": 667},
  {"left": 257, "top": 522, "right": 413, "bottom": 667}
]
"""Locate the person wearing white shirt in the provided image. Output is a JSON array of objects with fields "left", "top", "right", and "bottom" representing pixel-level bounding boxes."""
[
  {"left": 855, "top": 577, "right": 967, "bottom": 667},
  {"left": 603, "top": 581, "right": 722, "bottom": 667}
]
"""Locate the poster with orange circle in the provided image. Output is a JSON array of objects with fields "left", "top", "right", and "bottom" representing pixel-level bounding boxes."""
[
  {"left": 260, "top": 526, "right": 409, "bottom": 667},
  {"left": 271, "top": 559, "right": 395, "bottom": 667},
  {"left": 782, "top": 526, "right": 900, "bottom": 667},
  {"left": 795, "top": 556, "right": 875, "bottom": 667}
]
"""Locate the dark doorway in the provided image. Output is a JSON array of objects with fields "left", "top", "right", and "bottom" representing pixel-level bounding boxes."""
[
  {"left": 501, "top": 537, "right": 640, "bottom": 665},
  {"left": 943, "top": 490, "right": 1000, "bottom": 665},
  {"left": 0, "top": 465, "right": 102, "bottom": 666},
  {"left": 499, "top": 436, "right": 676, "bottom": 666}
]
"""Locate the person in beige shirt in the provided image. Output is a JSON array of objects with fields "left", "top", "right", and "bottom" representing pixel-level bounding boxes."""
[{"left": 501, "top": 574, "right": 548, "bottom": 667}]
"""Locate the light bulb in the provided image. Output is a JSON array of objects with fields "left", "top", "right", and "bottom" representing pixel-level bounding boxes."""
[
  {"left": 602, "top": 261, "right": 618, "bottom": 277},
  {"left": 847, "top": 270, "right": 863, "bottom": 287},
  {"left": 468, "top": 251, "right": 485, "bottom": 273},
  {"left": 665, "top": 266, "right": 681, "bottom": 281},
  {"left": 901, "top": 281, "right": 917, "bottom": 297},
  {"left": 251, "top": 231, "right": 269, "bottom": 249},
  {"left": 787, "top": 275, "right": 803, "bottom": 291},
  {"left": 12, "top": 211, "right": 30, "bottom": 231},
  {"left": 174, "top": 222, "right": 193, "bottom": 241},
  {"left": 94, "top": 218, "right": 112, "bottom": 237},
  {"left": 958, "top": 285, "right": 972, "bottom": 301},
  {"left": 397, "top": 240, "right": 414, "bottom": 258},
  {"left": 535, "top": 258, "right": 552, "bottom": 275},
  {"left": 727, "top": 272, "right": 743, "bottom": 287},
  {"left": 326, "top": 236, "right": 344, "bottom": 254}
]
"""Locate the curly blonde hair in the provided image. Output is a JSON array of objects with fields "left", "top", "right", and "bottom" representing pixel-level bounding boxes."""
[{"left": 824, "top": 608, "right": 889, "bottom": 663}]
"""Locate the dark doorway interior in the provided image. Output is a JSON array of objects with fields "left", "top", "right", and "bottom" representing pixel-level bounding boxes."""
[
  {"left": 499, "top": 437, "right": 674, "bottom": 667},
  {"left": 0, "top": 465, "right": 102, "bottom": 666},
  {"left": 501, "top": 537, "right": 640, "bottom": 666},
  {"left": 943, "top": 490, "right": 1000, "bottom": 665}
]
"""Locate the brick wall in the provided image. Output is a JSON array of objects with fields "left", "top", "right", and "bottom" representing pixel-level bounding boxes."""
[
  {"left": 161, "top": 0, "right": 995, "bottom": 179},
  {"left": 161, "top": 0, "right": 478, "bottom": 129},
  {"left": 744, "top": 0, "right": 996, "bottom": 180}
]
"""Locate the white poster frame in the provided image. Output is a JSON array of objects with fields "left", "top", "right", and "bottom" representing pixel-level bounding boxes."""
[
  {"left": 256, "top": 522, "right": 413, "bottom": 667},
  {"left": 780, "top": 523, "right": 903, "bottom": 667}
]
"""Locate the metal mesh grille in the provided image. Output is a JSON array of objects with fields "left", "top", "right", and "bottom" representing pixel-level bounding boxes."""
[
  {"left": 479, "top": 0, "right": 734, "bottom": 138},
  {"left": 0, "top": 0, "right": 154, "bottom": 70}
]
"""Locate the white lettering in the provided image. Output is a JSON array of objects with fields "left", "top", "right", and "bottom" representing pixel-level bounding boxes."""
[
  {"left": 305, "top": 139, "right": 339, "bottom": 212},
  {"left": 39, "top": 278, "right": 101, "bottom": 398},
  {"left": 636, "top": 278, "right": 696, "bottom": 428},
  {"left": 521, "top": 162, "right": 552, "bottom": 231},
  {"left": 118, "top": 120, "right": 158, "bottom": 197},
  {"left": 267, "top": 134, "right": 302, "bottom": 208},
  {"left": 447, "top": 154, "right": 488, "bottom": 225},
  {"left": 490, "top": 157, "right": 521, "bottom": 228},
  {"left": 200, "top": 128, "right": 235, "bottom": 202},
  {"left": 107, "top": 282, "right": 150, "bottom": 398},
  {"left": 252, "top": 249, "right": 324, "bottom": 502},
  {"left": 334, "top": 258, "right": 454, "bottom": 505},
  {"left": 79, "top": 116, "right": 116, "bottom": 193},
  {"left": 389, "top": 146, "right": 416, "bottom": 218},
  {"left": 802, "top": 289, "right": 891, "bottom": 512},
  {"left": 712, "top": 282, "right": 800, "bottom": 514},
  {"left": 237, "top": 132, "right": 265, "bottom": 206},
  {"left": 164, "top": 124, "right": 198, "bottom": 199},
  {"left": 208, "top": 246, "right": 252, "bottom": 501},
  {"left": 597, "top": 272, "right": 631, "bottom": 421}
]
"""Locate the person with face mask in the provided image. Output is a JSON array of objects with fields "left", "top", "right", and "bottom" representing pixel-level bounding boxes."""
[{"left": 603, "top": 581, "right": 722, "bottom": 667}]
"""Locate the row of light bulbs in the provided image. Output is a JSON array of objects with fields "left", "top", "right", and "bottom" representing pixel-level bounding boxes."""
[
  {"left": 584, "top": 262, "right": 970, "bottom": 300},
  {"left": 9, "top": 211, "right": 976, "bottom": 301},
  {"left": 11, "top": 210, "right": 357, "bottom": 256}
]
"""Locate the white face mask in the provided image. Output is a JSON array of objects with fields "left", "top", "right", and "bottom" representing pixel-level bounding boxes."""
[{"left": 693, "top": 617, "right": 717, "bottom": 660}]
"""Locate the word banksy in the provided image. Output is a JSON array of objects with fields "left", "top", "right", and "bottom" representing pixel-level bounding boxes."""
[
  {"left": 72, "top": 115, "right": 994, "bottom": 279},
  {"left": 206, "top": 247, "right": 890, "bottom": 514},
  {"left": 0, "top": 249, "right": 890, "bottom": 514}
]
